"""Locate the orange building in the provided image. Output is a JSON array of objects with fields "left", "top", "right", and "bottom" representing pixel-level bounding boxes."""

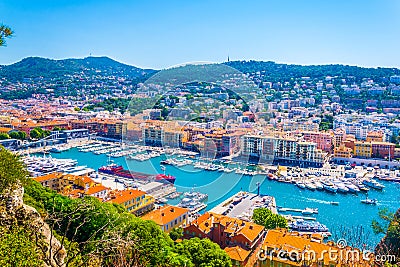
[
  {"left": 183, "top": 212, "right": 265, "bottom": 266},
  {"left": 366, "top": 131, "right": 384, "bottom": 142},
  {"left": 334, "top": 145, "right": 353, "bottom": 158},
  {"left": 258, "top": 229, "right": 374, "bottom": 267},
  {"left": 33, "top": 172, "right": 64, "bottom": 191},
  {"left": 141, "top": 205, "right": 189, "bottom": 233}
]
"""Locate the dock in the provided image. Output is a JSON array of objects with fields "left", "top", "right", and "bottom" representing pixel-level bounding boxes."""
[{"left": 210, "top": 191, "right": 277, "bottom": 221}]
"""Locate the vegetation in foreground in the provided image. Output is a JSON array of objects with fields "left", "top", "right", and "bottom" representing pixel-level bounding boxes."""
[{"left": 0, "top": 146, "right": 232, "bottom": 267}]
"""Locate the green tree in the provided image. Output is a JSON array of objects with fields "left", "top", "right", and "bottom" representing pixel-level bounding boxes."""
[
  {"left": 53, "top": 126, "right": 62, "bottom": 131},
  {"left": 169, "top": 227, "right": 183, "bottom": 241},
  {"left": 372, "top": 208, "right": 395, "bottom": 235},
  {"left": 174, "top": 238, "right": 232, "bottom": 267},
  {"left": 9, "top": 131, "right": 27, "bottom": 140},
  {"left": 0, "top": 146, "right": 28, "bottom": 194},
  {"left": 375, "top": 208, "right": 400, "bottom": 266},
  {"left": 30, "top": 128, "right": 42, "bottom": 139},
  {"left": 0, "top": 224, "right": 43, "bottom": 267},
  {"left": 0, "top": 133, "right": 10, "bottom": 140},
  {"left": 252, "top": 208, "right": 287, "bottom": 229},
  {"left": 0, "top": 24, "right": 13, "bottom": 46}
]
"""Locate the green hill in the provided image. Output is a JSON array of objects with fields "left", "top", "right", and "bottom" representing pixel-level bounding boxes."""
[{"left": 0, "top": 56, "right": 155, "bottom": 81}]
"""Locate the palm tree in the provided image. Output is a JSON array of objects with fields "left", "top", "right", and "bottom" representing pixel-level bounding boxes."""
[{"left": 0, "top": 24, "right": 13, "bottom": 46}]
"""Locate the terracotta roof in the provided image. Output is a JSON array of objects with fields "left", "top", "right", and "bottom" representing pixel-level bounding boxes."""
[
  {"left": 191, "top": 212, "right": 264, "bottom": 243},
  {"left": 224, "top": 246, "right": 251, "bottom": 262},
  {"left": 263, "top": 229, "right": 373, "bottom": 266},
  {"left": 77, "top": 176, "right": 94, "bottom": 184},
  {"left": 0, "top": 127, "right": 12, "bottom": 132},
  {"left": 34, "top": 172, "right": 63, "bottom": 182},
  {"left": 141, "top": 205, "right": 189, "bottom": 226},
  {"left": 107, "top": 189, "right": 146, "bottom": 204},
  {"left": 85, "top": 184, "right": 109, "bottom": 195}
]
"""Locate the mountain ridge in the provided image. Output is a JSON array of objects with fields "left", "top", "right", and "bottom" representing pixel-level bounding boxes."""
[{"left": 0, "top": 56, "right": 156, "bottom": 81}]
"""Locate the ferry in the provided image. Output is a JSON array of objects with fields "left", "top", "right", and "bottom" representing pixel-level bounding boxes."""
[
  {"left": 98, "top": 164, "right": 176, "bottom": 184},
  {"left": 288, "top": 219, "right": 329, "bottom": 233}
]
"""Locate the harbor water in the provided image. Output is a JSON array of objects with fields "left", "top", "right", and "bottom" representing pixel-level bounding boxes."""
[{"left": 45, "top": 148, "right": 400, "bottom": 247}]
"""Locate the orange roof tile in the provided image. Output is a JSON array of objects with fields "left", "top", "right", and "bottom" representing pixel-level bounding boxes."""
[
  {"left": 191, "top": 212, "right": 264, "bottom": 243},
  {"left": 107, "top": 189, "right": 146, "bottom": 204},
  {"left": 34, "top": 172, "right": 63, "bottom": 182},
  {"left": 141, "top": 205, "right": 189, "bottom": 226},
  {"left": 77, "top": 176, "right": 94, "bottom": 184},
  {"left": 263, "top": 229, "right": 373, "bottom": 266},
  {"left": 224, "top": 246, "right": 251, "bottom": 262},
  {"left": 85, "top": 184, "right": 109, "bottom": 195}
]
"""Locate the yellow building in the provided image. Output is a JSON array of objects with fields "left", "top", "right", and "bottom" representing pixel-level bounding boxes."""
[
  {"left": 74, "top": 176, "right": 95, "bottom": 190},
  {"left": 259, "top": 229, "right": 374, "bottom": 267},
  {"left": 334, "top": 145, "right": 353, "bottom": 158},
  {"left": 354, "top": 141, "right": 372, "bottom": 158},
  {"left": 107, "top": 189, "right": 155, "bottom": 216},
  {"left": 141, "top": 205, "right": 189, "bottom": 233}
]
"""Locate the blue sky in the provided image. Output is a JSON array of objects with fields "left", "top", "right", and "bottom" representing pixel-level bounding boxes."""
[{"left": 1, "top": 0, "right": 400, "bottom": 69}]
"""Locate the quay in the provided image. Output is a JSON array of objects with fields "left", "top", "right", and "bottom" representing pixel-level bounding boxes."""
[{"left": 210, "top": 191, "right": 277, "bottom": 221}]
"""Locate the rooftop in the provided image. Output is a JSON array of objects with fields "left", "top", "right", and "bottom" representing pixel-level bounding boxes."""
[{"left": 141, "top": 205, "right": 189, "bottom": 226}]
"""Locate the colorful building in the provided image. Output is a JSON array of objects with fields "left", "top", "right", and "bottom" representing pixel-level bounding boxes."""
[
  {"left": 107, "top": 189, "right": 155, "bottom": 216},
  {"left": 141, "top": 205, "right": 189, "bottom": 233},
  {"left": 183, "top": 212, "right": 265, "bottom": 266},
  {"left": 301, "top": 131, "right": 333, "bottom": 153},
  {"left": 258, "top": 229, "right": 374, "bottom": 267},
  {"left": 334, "top": 145, "right": 353, "bottom": 159},
  {"left": 371, "top": 142, "right": 395, "bottom": 159},
  {"left": 33, "top": 172, "right": 64, "bottom": 191},
  {"left": 353, "top": 141, "right": 372, "bottom": 158},
  {"left": 366, "top": 131, "right": 384, "bottom": 142}
]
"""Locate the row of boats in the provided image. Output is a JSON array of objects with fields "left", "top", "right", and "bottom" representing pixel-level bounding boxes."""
[
  {"left": 177, "top": 190, "right": 208, "bottom": 215},
  {"left": 270, "top": 174, "right": 385, "bottom": 194},
  {"left": 23, "top": 155, "right": 80, "bottom": 176}
]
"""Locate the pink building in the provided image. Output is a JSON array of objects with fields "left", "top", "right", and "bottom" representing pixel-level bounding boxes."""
[{"left": 301, "top": 131, "right": 333, "bottom": 153}]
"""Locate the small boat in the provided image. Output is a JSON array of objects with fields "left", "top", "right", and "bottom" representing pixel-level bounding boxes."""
[
  {"left": 335, "top": 183, "right": 350, "bottom": 193},
  {"left": 361, "top": 197, "right": 377, "bottom": 205},
  {"left": 313, "top": 181, "right": 324, "bottom": 190},
  {"left": 304, "top": 182, "right": 317, "bottom": 191},
  {"left": 330, "top": 201, "right": 339, "bottom": 206},
  {"left": 157, "top": 197, "right": 168, "bottom": 204},
  {"left": 321, "top": 181, "right": 338, "bottom": 193},
  {"left": 302, "top": 208, "right": 318, "bottom": 215},
  {"left": 296, "top": 181, "right": 306, "bottom": 189},
  {"left": 363, "top": 179, "right": 385, "bottom": 190}
]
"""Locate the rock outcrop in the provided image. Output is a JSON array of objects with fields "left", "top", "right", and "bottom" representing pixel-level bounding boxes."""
[{"left": 0, "top": 186, "right": 67, "bottom": 267}]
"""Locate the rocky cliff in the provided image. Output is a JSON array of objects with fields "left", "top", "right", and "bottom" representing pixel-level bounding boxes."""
[{"left": 0, "top": 185, "right": 66, "bottom": 267}]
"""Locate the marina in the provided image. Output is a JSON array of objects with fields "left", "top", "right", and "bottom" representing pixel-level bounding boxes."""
[{"left": 29, "top": 144, "right": 400, "bottom": 247}]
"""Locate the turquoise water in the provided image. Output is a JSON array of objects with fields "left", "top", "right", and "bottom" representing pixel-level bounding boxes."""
[{"left": 46, "top": 148, "right": 400, "bottom": 247}]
